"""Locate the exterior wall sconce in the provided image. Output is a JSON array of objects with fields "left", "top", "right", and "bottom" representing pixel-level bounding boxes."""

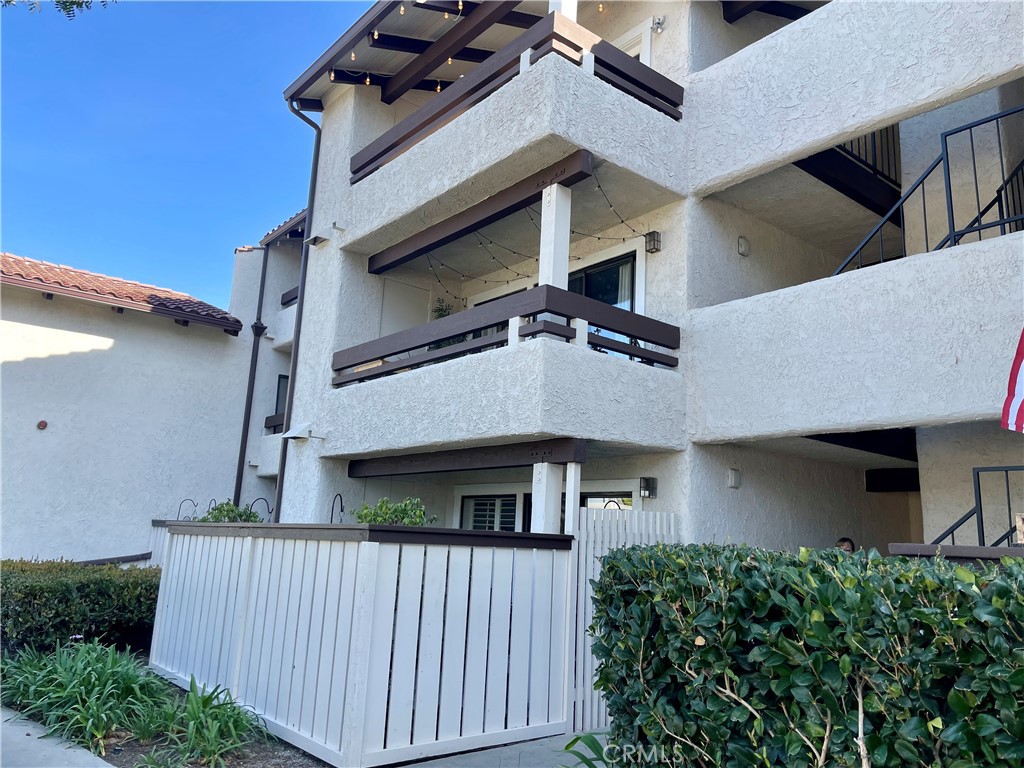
[
  {"left": 281, "top": 423, "right": 326, "bottom": 441},
  {"left": 645, "top": 231, "right": 662, "bottom": 253},
  {"left": 651, "top": 16, "right": 666, "bottom": 34},
  {"left": 728, "top": 468, "right": 742, "bottom": 489},
  {"left": 737, "top": 236, "right": 751, "bottom": 257},
  {"left": 640, "top": 477, "right": 658, "bottom": 499}
]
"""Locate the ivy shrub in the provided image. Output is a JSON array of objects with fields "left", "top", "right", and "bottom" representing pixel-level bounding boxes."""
[
  {"left": 1, "top": 560, "right": 161, "bottom": 652},
  {"left": 355, "top": 497, "right": 437, "bottom": 526},
  {"left": 195, "top": 501, "right": 263, "bottom": 523},
  {"left": 591, "top": 544, "right": 1024, "bottom": 767}
]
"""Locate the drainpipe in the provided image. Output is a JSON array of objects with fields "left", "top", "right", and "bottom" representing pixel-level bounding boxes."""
[
  {"left": 273, "top": 100, "right": 322, "bottom": 522},
  {"left": 232, "top": 245, "right": 270, "bottom": 506}
]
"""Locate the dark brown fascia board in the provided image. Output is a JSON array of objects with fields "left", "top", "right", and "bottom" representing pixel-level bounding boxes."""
[
  {"left": 720, "top": 1, "right": 771, "bottom": 23},
  {"left": 413, "top": 2, "right": 544, "bottom": 31},
  {"left": 259, "top": 209, "right": 308, "bottom": 246},
  {"left": 330, "top": 70, "right": 454, "bottom": 93},
  {"left": 283, "top": 0, "right": 397, "bottom": 103},
  {"left": 161, "top": 521, "right": 573, "bottom": 549},
  {"left": 369, "top": 32, "right": 494, "bottom": 64},
  {"left": 293, "top": 98, "right": 324, "bottom": 112},
  {"left": 0, "top": 276, "right": 243, "bottom": 335},
  {"left": 368, "top": 150, "right": 594, "bottom": 274},
  {"left": 381, "top": 0, "right": 520, "bottom": 105},
  {"left": 348, "top": 438, "right": 588, "bottom": 478}
]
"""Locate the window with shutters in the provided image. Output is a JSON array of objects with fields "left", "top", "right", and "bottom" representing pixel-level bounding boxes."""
[{"left": 461, "top": 495, "right": 518, "bottom": 532}]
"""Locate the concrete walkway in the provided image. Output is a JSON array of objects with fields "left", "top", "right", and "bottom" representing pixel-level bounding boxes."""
[
  {"left": 1, "top": 708, "right": 112, "bottom": 768},
  {"left": 407, "top": 735, "right": 574, "bottom": 767}
]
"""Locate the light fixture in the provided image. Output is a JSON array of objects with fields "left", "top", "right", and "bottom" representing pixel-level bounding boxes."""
[
  {"left": 737, "top": 235, "right": 750, "bottom": 257},
  {"left": 365, "top": 73, "right": 371, "bottom": 86},
  {"left": 281, "top": 423, "right": 326, "bottom": 442},
  {"left": 645, "top": 231, "right": 662, "bottom": 253},
  {"left": 436, "top": 81, "right": 442, "bottom": 92},
  {"left": 598, "top": 2, "right": 603, "bottom": 11},
  {"left": 728, "top": 468, "right": 742, "bottom": 489},
  {"left": 373, "top": 29, "right": 379, "bottom": 40},
  {"left": 640, "top": 478, "right": 658, "bottom": 499},
  {"left": 399, "top": 3, "right": 405, "bottom": 14},
  {"left": 458, "top": 0, "right": 463, "bottom": 9},
  {"left": 444, "top": 10, "right": 449, "bottom": 18},
  {"left": 448, "top": 56, "right": 453, "bottom": 65},
  {"left": 652, "top": 16, "right": 665, "bottom": 33},
  {"left": 350, "top": 50, "right": 356, "bottom": 61}
]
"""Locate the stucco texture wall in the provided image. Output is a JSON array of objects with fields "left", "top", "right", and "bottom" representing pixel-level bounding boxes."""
[
  {"left": 687, "top": 234, "right": 1024, "bottom": 442},
  {"left": 686, "top": 443, "right": 913, "bottom": 555},
  {"left": 685, "top": 1, "right": 1024, "bottom": 196},
  {"left": 1, "top": 287, "right": 248, "bottom": 560},
  {"left": 917, "top": 421, "right": 1024, "bottom": 545}
]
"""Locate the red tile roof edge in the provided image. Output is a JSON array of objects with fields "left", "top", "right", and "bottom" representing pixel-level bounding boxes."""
[{"left": 0, "top": 253, "right": 243, "bottom": 335}]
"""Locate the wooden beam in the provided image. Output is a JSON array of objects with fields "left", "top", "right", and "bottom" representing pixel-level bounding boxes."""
[
  {"left": 369, "top": 32, "right": 494, "bottom": 64},
  {"left": 368, "top": 150, "right": 593, "bottom": 274},
  {"left": 412, "top": 1, "right": 544, "bottom": 30},
  {"left": 348, "top": 438, "right": 588, "bottom": 478},
  {"left": 381, "top": 0, "right": 520, "bottom": 104},
  {"left": 330, "top": 69, "right": 454, "bottom": 93},
  {"left": 806, "top": 428, "right": 918, "bottom": 463},
  {"left": 721, "top": 1, "right": 770, "bottom": 23},
  {"left": 794, "top": 147, "right": 903, "bottom": 223}
]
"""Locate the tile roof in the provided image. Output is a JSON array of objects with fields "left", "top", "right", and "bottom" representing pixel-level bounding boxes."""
[
  {"left": 260, "top": 209, "right": 307, "bottom": 246},
  {"left": 0, "top": 253, "right": 242, "bottom": 335}
]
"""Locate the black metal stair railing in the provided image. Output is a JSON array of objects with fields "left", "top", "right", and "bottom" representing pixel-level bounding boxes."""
[
  {"left": 834, "top": 103, "right": 1024, "bottom": 276},
  {"left": 931, "top": 465, "right": 1024, "bottom": 547}
]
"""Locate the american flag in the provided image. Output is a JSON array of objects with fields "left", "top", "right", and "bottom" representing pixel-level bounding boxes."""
[{"left": 1002, "top": 328, "right": 1024, "bottom": 433}]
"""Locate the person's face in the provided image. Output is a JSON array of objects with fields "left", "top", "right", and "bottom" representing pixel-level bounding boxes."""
[{"left": 839, "top": 542, "right": 854, "bottom": 554}]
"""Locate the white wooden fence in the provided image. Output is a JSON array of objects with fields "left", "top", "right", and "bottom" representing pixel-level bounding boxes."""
[
  {"left": 571, "top": 507, "right": 683, "bottom": 733},
  {"left": 148, "top": 521, "right": 170, "bottom": 567},
  {"left": 149, "top": 525, "right": 575, "bottom": 767}
]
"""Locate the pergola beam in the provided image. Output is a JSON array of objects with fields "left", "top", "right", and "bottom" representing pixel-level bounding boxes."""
[
  {"left": 348, "top": 438, "right": 588, "bottom": 477},
  {"left": 381, "top": 0, "right": 520, "bottom": 104},
  {"left": 330, "top": 69, "right": 453, "bottom": 93},
  {"left": 369, "top": 32, "right": 493, "bottom": 64},
  {"left": 411, "top": 1, "right": 544, "bottom": 31},
  {"left": 367, "top": 150, "right": 594, "bottom": 274}
]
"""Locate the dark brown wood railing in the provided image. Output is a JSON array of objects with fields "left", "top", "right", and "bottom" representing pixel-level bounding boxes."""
[
  {"left": 349, "top": 12, "right": 684, "bottom": 184},
  {"left": 331, "top": 284, "right": 679, "bottom": 386}
]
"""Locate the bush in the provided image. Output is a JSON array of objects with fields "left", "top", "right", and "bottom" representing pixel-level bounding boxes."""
[
  {"left": 1, "top": 641, "right": 171, "bottom": 753},
  {"left": 1, "top": 560, "right": 161, "bottom": 652},
  {"left": 1, "top": 641, "right": 263, "bottom": 764},
  {"left": 195, "top": 502, "right": 263, "bottom": 523},
  {"left": 591, "top": 544, "right": 1024, "bottom": 767},
  {"left": 355, "top": 497, "right": 436, "bottom": 526}
]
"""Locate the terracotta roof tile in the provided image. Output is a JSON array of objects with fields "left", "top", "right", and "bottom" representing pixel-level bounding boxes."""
[
  {"left": 260, "top": 209, "right": 307, "bottom": 246},
  {"left": 0, "top": 253, "right": 242, "bottom": 334}
]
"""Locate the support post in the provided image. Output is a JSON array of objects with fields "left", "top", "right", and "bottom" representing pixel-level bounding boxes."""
[
  {"left": 564, "top": 461, "right": 582, "bottom": 535},
  {"left": 548, "top": 0, "right": 577, "bottom": 21},
  {"left": 508, "top": 315, "right": 524, "bottom": 345},
  {"left": 569, "top": 317, "right": 588, "bottom": 347},
  {"left": 531, "top": 462, "right": 565, "bottom": 533},
  {"left": 539, "top": 184, "right": 571, "bottom": 290}
]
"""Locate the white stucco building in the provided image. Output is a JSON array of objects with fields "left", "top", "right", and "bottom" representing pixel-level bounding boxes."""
[
  {"left": 263, "top": 0, "right": 1023, "bottom": 554},
  {"left": 0, "top": 254, "right": 249, "bottom": 560}
]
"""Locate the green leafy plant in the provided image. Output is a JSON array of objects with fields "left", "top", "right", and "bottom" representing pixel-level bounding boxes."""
[
  {"left": 356, "top": 497, "right": 437, "bottom": 526},
  {"left": 1, "top": 640, "right": 171, "bottom": 754},
  {"left": 195, "top": 501, "right": 263, "bottom": 523},
  {"left": 176, "top": 676, "right": 264, "bottom": 768},
  {"left": 591, "top": 544, "right": 1024, "bottom": 767},
  {"left": 561, "top": 733, "right": 609, "bottom": 767},
  {"left": 1, "top": 560, "right": 161, "bottom": 652}
]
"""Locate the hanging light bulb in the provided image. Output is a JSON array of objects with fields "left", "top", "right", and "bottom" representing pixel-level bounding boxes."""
[
  {"left": 399, "top": 3, "right": 405, "bottom": 14},
  {"left": 350, "top": 51, "right": 356, "bottom": 61},
  {"left": 365, "top": 73, "right": 371, "bottom": 85},
  {"left": 373, "top": 29, "right": 379, "bottom": 40},
  {"left": 436, "top": 81, "right": 442, "bottom": 93},
  {"left": 598, "top": 2, "right": 603, "bottom": 11},
  {"left": 447, "top": 56, "right": 453, "bottom": 65},
  {"left": 443, "top": 11, "right": 449, "bottom": 19},
  {"left": 458, "top": 0, "right": 463, "bottom": 9}
]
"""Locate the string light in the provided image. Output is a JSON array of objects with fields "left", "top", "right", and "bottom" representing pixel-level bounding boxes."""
[
  {"left": 436, "top": 81, "right": 442, "bottom": 93},
  {"left": 448, "top": 56, "right": 453, "bottom": 65},
  {"left": 365, "top": 73, "right": 371, "bottom": 86},
  {"left": 350, "top": 51, "right": 356, "bottom": 61},
  {"left": 458, "top": 0, "right": 462, "bottom": 9},
  {"left": 373, "top": 29, "right": 379, "bottom": 40},
  {"left": 598, "top": 2, "right": 604, "bottom": 11},
  {"left": 443, "top": 11, "right": 449, "bottom": 18},
  {"left": 399, "top": 3, "right": 405, "bottom": 14},
  {"left": 594, "top": 171, "right": 643, "bottom": 236}
]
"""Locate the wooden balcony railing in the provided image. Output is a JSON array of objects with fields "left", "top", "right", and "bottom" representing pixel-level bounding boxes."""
[
  {"left": 349, "top": 12, "right": 684, "bottom": 184},
  {"left": 331, "top": 284, "right": 680, "bottom": 387}
]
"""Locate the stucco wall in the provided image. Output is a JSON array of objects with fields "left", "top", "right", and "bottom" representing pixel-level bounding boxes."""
[
  {"left": 686, "top": 443, "right": 914, "bottom": 555},
  {"left": 687, "top": 233, "right": 1024, "bottom": 441},
  {"left": 686, "top": 0, "right": 789, "bottom": 74},
  {"left": 917, "top": 421, "right": 1024, "bottom": 545},
  {"left": 1, "top": 286, "right": 248, "bottom": 560},
  {"left": 683, "top": 196, "right": 834, "bottom": 308},
  {"left": 685, "top": 1, "right": 1024, "bottom": 196}
]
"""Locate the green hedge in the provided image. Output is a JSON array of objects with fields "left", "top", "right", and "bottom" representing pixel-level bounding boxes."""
[
  {"left": 1, "top": 561, "right": 161, "bottom": 653},
  {"left": 591, "top": 544, "right": 1024, "bottom": 767}
]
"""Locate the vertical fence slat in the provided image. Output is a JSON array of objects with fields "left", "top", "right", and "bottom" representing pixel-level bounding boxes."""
[
  {"left": 412, "top": 546, "right": 448, "bottom": 745},
  {"left": 529, "top": 549, "right": 554, "bottom": 726},
  {"left": 437, "top": 547, "right": 471, "bottom": 741},
  {"left": 506, "top": 549, "right": 533, "bottom": 729},
  {"left": 461, "top": 548, "right": 493, "bottom": 738},
  {"left": 387, "top": 544, "right": 426, "bottom": 749},
  {"left": 311, "top": 542, "right": 346, "bottom": 747},
  {"left": 362, "top": 543, "right": 401, "bottom": 753},
  {"left": 484, "top": 549, "right": 515, "bottom": 733}
]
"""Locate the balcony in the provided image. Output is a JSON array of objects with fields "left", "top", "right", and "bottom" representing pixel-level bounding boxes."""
[
  {"left": 322, "top": 285, "right": 683, "bottom": 458},
  {"left": 249, "top": 433, "right": 282, "bottom": 478},
  {"left": 266, "top": 287, "right": 297, "bottom": 352}
]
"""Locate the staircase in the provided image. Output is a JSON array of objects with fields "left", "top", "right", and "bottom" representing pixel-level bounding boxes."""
[
  {"left": 931, "top": 465, "right": 1023, "bottom": 548},
  {"left": 834, "top": 103, "right": 1024, "bottom": 275}
]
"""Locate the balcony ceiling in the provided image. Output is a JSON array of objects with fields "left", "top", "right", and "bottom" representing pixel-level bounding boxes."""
[
  {"left": 385, "top": 157, "right": 677, "bottom": 284},
  {"left": 288, "top": 0, "right": 555, "bottom": 103}
]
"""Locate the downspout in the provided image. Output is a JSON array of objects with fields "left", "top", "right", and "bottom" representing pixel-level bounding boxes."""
[
  {"left": 273, "top": 100, "right": 322, "bottom": 522},
  {"left": 232, "top": 245, "right": 270, "bottom": 506}
]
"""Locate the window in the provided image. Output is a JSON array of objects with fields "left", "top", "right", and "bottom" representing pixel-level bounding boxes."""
[
  {"left": 461, "top": 495, "right": 518, "bottom": 532},
  {"left": 568, "top": 254, "right": 635, "bottom": 311},
  {"left": 268, "top": 375, "right": 289, "bottom": 435}
]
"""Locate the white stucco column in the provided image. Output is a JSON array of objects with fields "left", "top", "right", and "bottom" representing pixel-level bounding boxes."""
[
  {"left": 539, "top": 183, "right": 571, "bottom": 290},
  {"left": 563, "top": 461, "right": 582, "bottom": 535},
  {"left": 531, "top": 462, "right": 564, "bottom": 534},
  {"left": 548, "top": 0, "right": 576, "bottom": 22}
]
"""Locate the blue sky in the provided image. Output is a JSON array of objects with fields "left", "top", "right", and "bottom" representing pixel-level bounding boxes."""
[{"left": 2, "top": 1, "right": 370, "bottom": 308}]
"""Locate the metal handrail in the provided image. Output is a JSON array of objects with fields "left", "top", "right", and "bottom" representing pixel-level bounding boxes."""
[
  {"left": 931, "top": 465, "right": 1024, "bottom": 547},
  {"left": 936, "top": 156, "right": 1024, "bottom": 248}
]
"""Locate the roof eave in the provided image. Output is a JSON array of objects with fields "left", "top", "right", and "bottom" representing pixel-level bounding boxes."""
[{"left": 260, "top": 209, "right": 308, "bottom": 247}]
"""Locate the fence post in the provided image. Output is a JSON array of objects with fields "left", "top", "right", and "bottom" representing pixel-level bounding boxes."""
[
  {"left": 339, "top": 541, "right": 380, "bottom": 768},
  {"left": 149, "top": 528, "right": 178, "bottom": 667}
]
